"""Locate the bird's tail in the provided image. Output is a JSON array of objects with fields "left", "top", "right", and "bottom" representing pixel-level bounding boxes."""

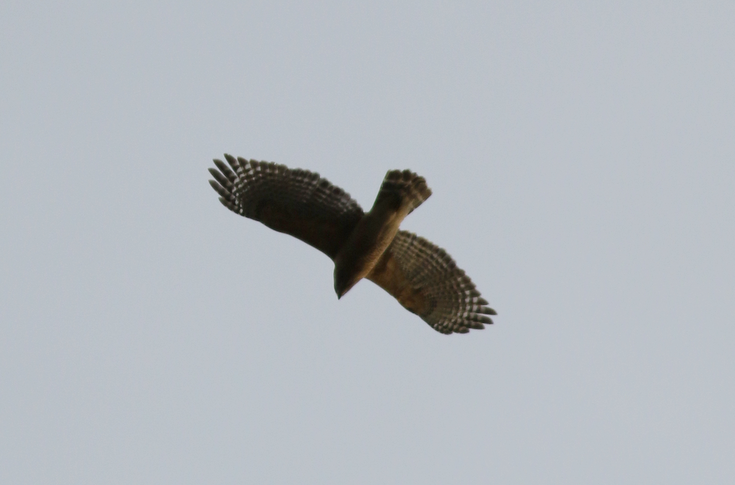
[{"left": 373, "top": 170, "right": 433, "bottom": 215}]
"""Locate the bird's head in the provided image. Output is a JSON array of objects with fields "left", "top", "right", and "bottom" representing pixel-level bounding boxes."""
[{"left": 333, "top": 264, "right": 358, "bottom": 299}]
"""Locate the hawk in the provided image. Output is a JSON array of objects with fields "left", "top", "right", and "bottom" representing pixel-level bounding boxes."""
[{"left": 209, "top": 154, "right": 496, "bottom": 334}]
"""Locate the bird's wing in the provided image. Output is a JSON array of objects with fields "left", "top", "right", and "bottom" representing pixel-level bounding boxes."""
[
  {"left": 209, "top": 154, "right": 364, "bottom": 259},
  {"left": 367, "top": 230, "right": 496, "bottom": 334}
]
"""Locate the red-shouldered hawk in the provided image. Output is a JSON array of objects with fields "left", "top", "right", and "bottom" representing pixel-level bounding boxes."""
[{"left": 209, "top": 154, "right": 496, "bottom": 334}]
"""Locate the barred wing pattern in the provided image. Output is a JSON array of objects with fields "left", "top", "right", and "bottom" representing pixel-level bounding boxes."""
[
  {"left": 209, "top": 154, "right": 364, "bottom": 259},
  {"left": 368, "top": 230, "right": 496, "bottom": 334}
]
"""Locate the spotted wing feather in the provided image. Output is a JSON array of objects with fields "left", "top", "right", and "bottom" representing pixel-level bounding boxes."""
[
  {"left": 367, "top": 230, "right": 496, "bottom": 334},
  {"left": 209, "top": 154, "right": 364, "bottom": 259}
]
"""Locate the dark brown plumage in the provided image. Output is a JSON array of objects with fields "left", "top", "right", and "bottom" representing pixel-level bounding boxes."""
[{"left": 209, "top": 154, "right": 496, "bottom": 334}]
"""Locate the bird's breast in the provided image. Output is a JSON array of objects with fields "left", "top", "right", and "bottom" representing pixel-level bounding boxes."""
[{"left": 334, "top": 209, "right": 404, "bottom": 288}]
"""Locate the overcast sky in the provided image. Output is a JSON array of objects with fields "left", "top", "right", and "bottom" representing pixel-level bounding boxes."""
[{"left": 2, "top": 1, "right": 734, "bottom": 483}]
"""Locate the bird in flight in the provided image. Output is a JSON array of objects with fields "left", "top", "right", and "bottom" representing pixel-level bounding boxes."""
[{"left": 209, "top": 154, "right": 496, "bottom": 334}]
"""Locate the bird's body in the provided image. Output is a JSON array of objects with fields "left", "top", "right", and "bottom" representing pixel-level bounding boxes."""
[
  {"left": 334, "top": 169, "right": 432, "bottom": 297},
  {"left": 209, "top": 154, "right": 495, "bottom": 334}
]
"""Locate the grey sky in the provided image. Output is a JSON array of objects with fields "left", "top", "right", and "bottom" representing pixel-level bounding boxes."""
[{"left": 1, "top": 1, "right": 733, "bottom": 483}]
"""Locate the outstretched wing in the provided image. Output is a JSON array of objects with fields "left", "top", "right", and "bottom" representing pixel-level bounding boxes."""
[
  {"left": 367, "top": 230, "right": 496, "bottom": 334},
  {"left": 209, "top": 154, "right": 364, "bottom": 259}
]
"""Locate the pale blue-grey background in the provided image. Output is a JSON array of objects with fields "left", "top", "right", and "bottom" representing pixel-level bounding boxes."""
[{"left": 1, "top": 1, "right": 733, "bottom": 483}]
